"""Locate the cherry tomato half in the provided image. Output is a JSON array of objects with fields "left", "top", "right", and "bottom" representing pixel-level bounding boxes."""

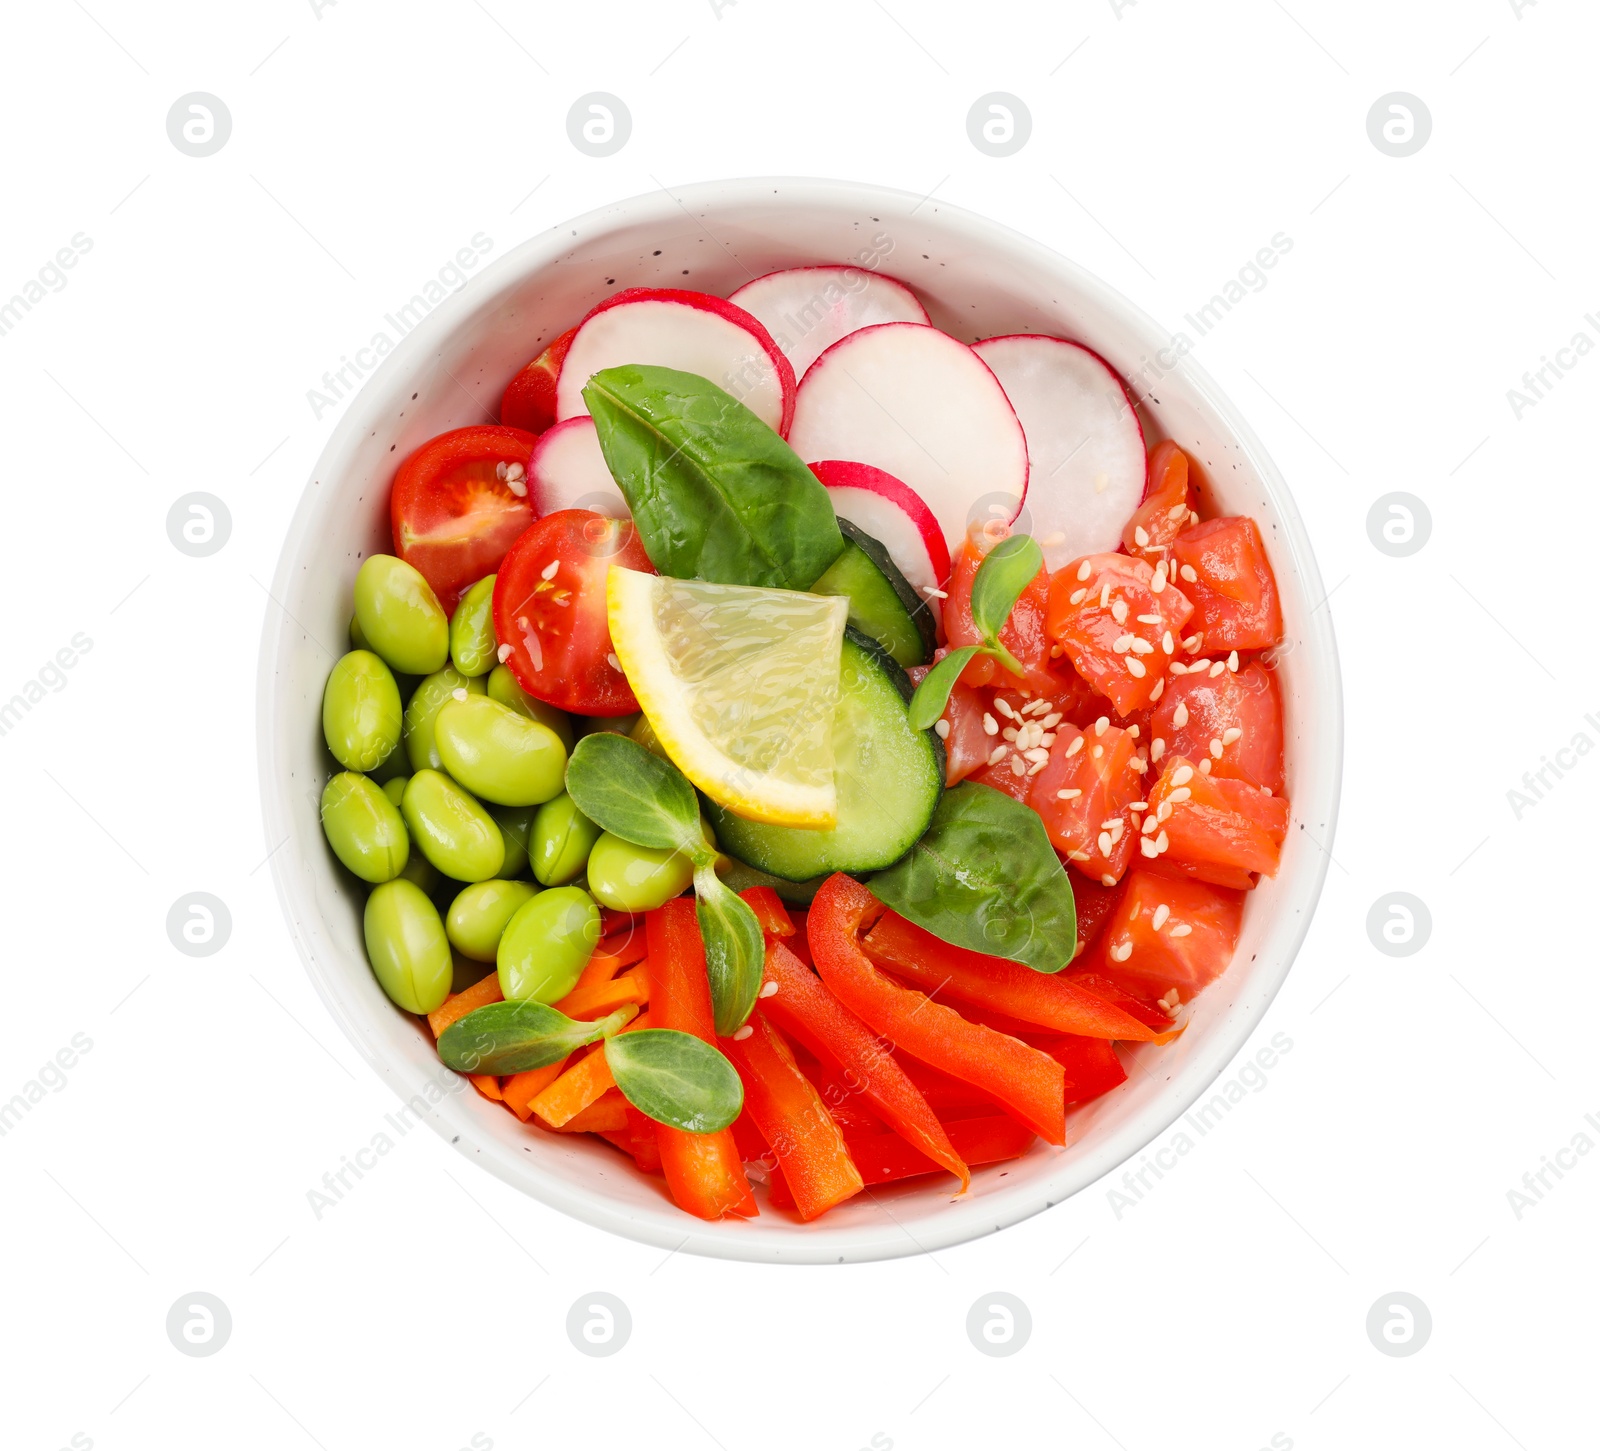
[
  {"left": 390, "top": 425, "right": 538, "bottom": 612},
  {"left": 500, "top": 327, "right": 577, "bottom": 435},
  {"left": 491, "top": 509, "right": 654, "bottom": 716}
]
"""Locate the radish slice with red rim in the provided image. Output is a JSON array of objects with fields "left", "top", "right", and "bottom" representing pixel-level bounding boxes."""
[
  {"left": 788, "top": 322, "right": 1028, "bottom": 558},
  {"left": 810, "top": 460, "right": 951, "bottom": 596},
  {"left": 729, "top": 266, "right": 929, "bottom": 382},
  {"left": 970, "top": 334, "right": 1146, "bottom": 571},
  {"left": 555, "top": 287, "right": 796, "bottom": 435},
  {"left": 529, "top": 416, "right": 627, "bottom": 518}
]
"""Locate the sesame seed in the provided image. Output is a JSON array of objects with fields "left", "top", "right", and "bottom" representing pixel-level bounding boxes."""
[
  {"left": 607, "top": 652, "right": 622, "bottom": 672},
  {"left": 1077, "top": 560, "right": 1093, "bottom": 581},
  {"left": 1127, "top": 725, "right": 1140, "bottom": 739},
  {"left": 1126, "top": 657, "right": 1147, "bottom": 677},
  {"left": 1190, "top": 658, "right": 1211, "bottom": 673},
  {"left": 1168, "top": 923, "right": 1192, "bottom": 938},
  {"left": 1112, "top": 634, "right": 1133, "bottom": 654},
  {"left": 1065, "top": 736, "right": 1084, "bottom": 757},
  {"left": 1209, "top": 738, "right": 1223, "bottom": 758},
  {"left": 1098, "top": 831, "right": 1114, "bottom": 855},
  {"left": 1184, "top": 634, "right": 1202, "bottom": 652},
  {"left": 1002, "top": 726, "right": 1018, "bottom": 742},
  {"left": 759, "top": 981, "right": 778, "bottom": 998},
  {"left": 1101, "top": 873, "right": 1118, "bottom": 887},
  {"left": 540, "top": 559, "right": 560, "bottom": 581},
  {"left": 1151, "top": 563, "right": 1167, "bottom": 594},
  {"left": 1101, "top": 817, "right": 1122, "bottom": 830},
  {"left": 497, "top": 643, "right": 514, "bottom": 663},
  {"left": 994, "top": 698, "right": 1018, "bottom": 720},
  {"left": 1131, "top": 756, "right": 1148, "bottom": 772},
  {"left": 1041, "top": 712, "right": 1062, "bottom": 729},
  {"left": 1095, "top": 717, "right": 1109, "bottom": 736},
  {"left": 1025, "top": 747, "right": 1049, "bottom": 763},
  {"left": 1134, "top": 525, "right": 1150, "bottom": 547},
  {"left": 1099, "top": 582, "right": 1111, "bottom": 609},
  {"left": 1189, "top": 510, "right": 1200, "bottom": 525},
  {"left": 1027, "top": 758, "right": 1048, "bottom": 776},
  {"left": 1151, "top": 904, "right": 1170, "bottom": 930},
  {"left": 1154, "top": 831, "right": 1169, "bottom": 853},
  {"left": 1112, "top": 599, "right": 1129, "bottom": 624},
  {"left": 1069, "top": 588, "right": 1087, "bottom": 605},
  {"left": 1149, "top": 678, "right": 1165, "bottom": 702},
  {"left": 1109, "top": 941, "right": 1133, "bottom": 962},
  {"left": 934, "top": 718, "right": 951, "bottom": 739},
  {"left": 922, "top": 586, "right": 949, "bottom": 599},
  {"left": 1092, "top": 744, "right": 1104, "bottom": 758},
  {"left": 506, "top": 462, "right": 526, "bottom": 482},
  {"left": 1157, "top": 801, "right": 1172, "bottom": 822},
  {"left": 1129, "top": 800, "right": 1148, "bottom": 812},
  {"left": 1168, "top": 502, "right": 1189, "bottom": 521},
  {"left": 1172, "top": 764, "right": 1194, "bottom": 786},
  {"left": 1130, "top": 638, "right": 1154, "bottom": 655},
  {"left": 1222, "top": 727, "right": 1242, "bottom": 745},
  {"left": 1068, "top": 849, "right": 1091, "bottom": 862},
  {"left": 451, "top": 688, "right": 468, "bottom": 701},
  {"left": 983, "top": 713, "right": 999, "bottom": 736},
  {"left": 1170, "top": 661, "right": 1187, "bottom": 675},
  {"left": 506, "top": 477, "right": 528, "bottom": 497},
  {"left": 988, "top": 745, "right": 1008, "bottom": 765},
  {"left": 1228, "top": 651, "right": 1239, "bottom": 672},
  {"left": 1151, "top": 739, "right": 1166, "bottom": 762},
  {"left": 1057, "top": 786, "right": 1082, "bottom": 801},
  {"left": 1160, "top": 631, "right": 1172, "bottom": 655},
  {"left": 1199, "top": 758, "right": 1212, "bottom": 774},
  {"left": 732, "top": 1025, "right": 754, "bottom": 1040},
  {"left": 1040, "top": 733, "right": 1056, "bottom": 747},
  {"left": 1011, "top": 754, "right": 1027, "bottom": 777},
  {"left": 495, "top": 461, "right": 509, "bottom": 479},
  {"left": 1210, "top": 661, "right": 1226, "bottom": 678},
  {"left": 1180, "top": 564, "right": 1198, "bottom": 583},
  {"left": 1049, "top": 644, "right": 1064, "bottom": 658},
  {"left": 1168, "top": 786, "right": 1192, "bottom": 803},
  {"left": 1140, "top": 839, "right": 1159, "bottom": 857},
  {"left": 1173, "top": 702, "right": 1189, "bottom": 729}
]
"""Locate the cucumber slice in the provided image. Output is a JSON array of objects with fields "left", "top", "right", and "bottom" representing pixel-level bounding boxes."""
[
  {"left": 706, "top": 630, "right": 944, "bottom": 880},
  {"left": 809, "top": 519, "right": 936, "bottom": 668},
  {"left": 717, "top": 857, "right": 828, "bottom": 905}
]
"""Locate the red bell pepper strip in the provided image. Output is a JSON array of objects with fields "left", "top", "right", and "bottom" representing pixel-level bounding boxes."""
[
  {"left": 722, "top": 1012, "right": 864, "bottom": 1221},
  {"left": 739, "top": 886, "right": 795, "bottom": 938},
  {"left": 767, "top": 1115, "right": 1035, "bottom": 1208},
  {"left": 808, "top": 875, "right": 1068, "bottom": 1146},
  {"left": 862, "top": 911, "right": 1162, "bottom": 1041},
  {"left": 1037, "top": 1035, "right": 1128, "bottom": 1102},
  {"left": 1064, "top": 970, "right": 1174, "bottom": 1033},
  {"left": 760, "top": 939, "right": 969, "bottom": 1190},
  {"left": 643, "top": 901, "right": 757, "bottom": 1220}
]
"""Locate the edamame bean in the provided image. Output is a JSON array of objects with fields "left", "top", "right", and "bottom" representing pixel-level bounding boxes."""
[
  {"left": 401, "top": 769, "right": 505, "bottom": 882},
  {"left": 450, "top": 575, "right": 499, "bottom": 677},
  {"left": 447, "top": 879, "right": 539, "bottom": 962},
  {"left": 574, "top": 713, "right": 640, "bottom": 742},
  {"left": 363, "top": 878, "right": 453, "bottom": 1014},
  {"left": 381, "top": 776, "right": 408, "bottom": 808},
  {"left": 403, "top": 667, "right": 485, "bottom": 772},
  {"left": 629, "top": 714, "right": 668, "bottom": 759},
  {"left": 497, "top": 886, "right": 601, "bottom": 1002},
  {"left": 434, "top": 695, "right": 566, "bottom": 807},
  {"left": 320, "top": 771, "right": 409, "bottom": 883},
  {"left": 585, "top": 832, "right": 696, "bottom": 913},
  {"left": 353, "top": 554, "right": 449, "bottom": 675},
  {"left": 322, "top": 650, "right": 403, "bottom": 772},
  {"left": 489, "top": 804, "right": 534, "bottom": 880},
  {"left": 530, "top": 793, "right": 602, "bottom": 887},
  {"left": 486, "top": 665, "right": 574, "bottom": 751}
]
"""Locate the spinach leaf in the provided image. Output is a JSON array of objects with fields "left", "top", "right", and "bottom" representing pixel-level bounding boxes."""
[
  {"left": 869, "top": 781, "right": 1078, "bottom": 973},
  {"left": 564, "top": 730, "right": 765, "bottom": 1033},
  {"left": 906, "top": 645, "right": 982, "bottom": 731},
  {"left": 436, "top": 999, "right": 623, "bottom": 1075},
  {"left": 583, "top": 364, "right": 844, "bottom": 590},
  {"left": 604, "top": 1028, "right": 743, "bottom": 1133},
  {"left": 969, "top": 533, "right": 1044, "bottom": 640},
  {"left": 565, "top": 732, "right": 701, "bottom": 854}
]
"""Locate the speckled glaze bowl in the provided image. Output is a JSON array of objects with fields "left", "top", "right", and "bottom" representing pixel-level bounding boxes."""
[{"left": 258, "top": 178, "right": 1342, "bottom": 1263}]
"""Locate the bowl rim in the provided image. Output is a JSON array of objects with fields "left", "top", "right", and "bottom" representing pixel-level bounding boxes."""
[{"left": 258, "top": 175, "right": 1343, "bottom": 1264}]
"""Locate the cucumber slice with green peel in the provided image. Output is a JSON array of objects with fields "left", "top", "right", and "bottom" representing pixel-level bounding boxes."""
[
  {"left": 716, "top": 857, "right": 829, "bottom": 905},
  {"left": 706, "top": 630, "right": 944, "bottom": 881},
  {"left": 808, "top": 519, "right": 936, "bottom": 668}
]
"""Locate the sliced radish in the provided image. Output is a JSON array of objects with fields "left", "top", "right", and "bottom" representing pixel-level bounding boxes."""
[
  {"left": 528, "top": 416, "right": 627, "bottom": 518},
  {"left": 555, "top": 287, "right": 796, "bottom": 435},
  {"left": 729, "top": 266, "right": 929, "bottom": 382},
  {"left": 971, "top": 334, "right": 1147, "bottom": 571},
  {"left": 787, "top": 322, "right": 1028, "bottom": 557},
  {"left": 809, "top": 460, "right": 951, "bottom": 596}
]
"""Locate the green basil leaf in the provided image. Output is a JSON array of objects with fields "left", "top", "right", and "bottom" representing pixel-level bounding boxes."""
[
  {"left": 564, "top": 732, "right": 702, "bottom": 854},
  {"left": 693, "top": 863, "right": 766, "bottom": 1036},
  {"left": 869, "top": 781, "right": 1078, "bottom": 973},
  {"left": 969, "top": 534, "right": 1044, "bottom": 644},
  {"left": 583, "top": 364, "right": 845, "bottom": 590},
  {"left": 604, "top": 1028, "right": 743, "bottom": 1133},
  {"left": 436, "top": 999, "right": 603, "bottom": 1075},
  {"left": 907, "top": 645, "right": 982, "bottom": 731}
]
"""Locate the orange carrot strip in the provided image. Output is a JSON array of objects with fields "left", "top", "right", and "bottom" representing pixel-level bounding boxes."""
[
  {"left": 428, "top": 972, "right": 503, "bottom": 1039},
  {"left": 596, "top": 931, "right": 650, "bottom": 969},
  {"left": 556, "top": 1090, "right": 628, "bottom": 1134},
  {"left": 554, "top": 968, "right": 648, "bottom": 1021},
  {"left": 470, "top": 1074, "right": 504, "bottom": 1101},
  {"left": 502, "top": 1059, "right": 569, "bottom": 1121},
  {"left": 529, "top": 1013, "right": 651, "bottom": 1128}
]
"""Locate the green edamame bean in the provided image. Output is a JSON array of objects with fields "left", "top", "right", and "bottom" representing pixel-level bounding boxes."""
[
  {"left": 381, "top": 775, "right": 408, "bottom": 808},
  {"left": 629, "top": 714, "right": 668, "bottom": 759},
  {"left": 322, "top": 650, "right": 403, "bottom": 772},
  {"left": 486, "top": 665, "right": 574, "bottom": 751},
  {"left": 320, "top": 771, "right": 409, "bottom": 883},
  {"left": 489, "top": 804, "right": 533, "bottom": 880},
  {"left": 447, "top": 879, "right": 539, "bottom": 962},
  {"left": 585, "top": 831, "right": 696, "bottom": 913},
  {"left": 450, "top": 575, "right": 499, "bottom": 677},
  {"left": 497, "top": 886, "right": 601, "bottom": 1002},
  {"left": 353, "top": 554, "right": 449, "bottom": 675},
  {"left": 403, "top": 667, "right": 485, "bottom": 772},
  {"left": 401, "top": 769, "right": 505, "bottom": 882},
  {"left": 434, "top": 695, "right": 567, "bottom": 807},
  {"left": 363, "top": 878, "right": 453, "bottom": 1014},
  {"left": 530, "top": 792, "right": 602, "bottom": 887}
]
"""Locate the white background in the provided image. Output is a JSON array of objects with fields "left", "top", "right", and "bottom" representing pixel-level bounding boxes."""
[{"left": 1, "top": 1, "right": 1592, "bottom": 1447}]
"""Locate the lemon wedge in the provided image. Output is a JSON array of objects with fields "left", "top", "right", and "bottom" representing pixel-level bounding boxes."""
[{"left": 606, "top": 567, "right": 850, "bottom": 827}]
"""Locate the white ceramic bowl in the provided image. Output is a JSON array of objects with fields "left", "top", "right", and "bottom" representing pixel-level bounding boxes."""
[{"left": 258, "top": 177, "right": 1341, "bottom": 1264}]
